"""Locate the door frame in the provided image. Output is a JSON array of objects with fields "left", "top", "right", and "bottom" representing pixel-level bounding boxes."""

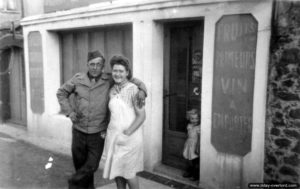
[{"left": 162, "top": 20, "right": 204, "bottom": 170}]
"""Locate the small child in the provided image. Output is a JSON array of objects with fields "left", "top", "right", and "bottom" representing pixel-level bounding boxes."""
[{"left": 182, "top": 109, "right": 200, "bottom": 181}]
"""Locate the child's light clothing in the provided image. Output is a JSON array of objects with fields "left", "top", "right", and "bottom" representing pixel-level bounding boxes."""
[{"left": 183, "top": 124, "right": 200, "bottom": 160}]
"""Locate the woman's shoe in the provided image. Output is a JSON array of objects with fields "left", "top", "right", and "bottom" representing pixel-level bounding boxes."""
[
  {"left": 189, "top": 176, "right": 199, "bottom": 181},
  {"left": 182, "top": 172, "right": 192, "bottom": 178}
]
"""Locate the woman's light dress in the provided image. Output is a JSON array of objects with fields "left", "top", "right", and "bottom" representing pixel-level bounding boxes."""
[{"left": 102, "top": 82, "right": 144, "bottom": 179}]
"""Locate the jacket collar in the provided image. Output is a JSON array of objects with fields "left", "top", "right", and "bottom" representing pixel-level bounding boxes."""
[
  {"left": 93, "top": 73, "right": 109, "bottom": 88},
  {"left": 78, "top": 72, "right": 109, "bottom": 88}
]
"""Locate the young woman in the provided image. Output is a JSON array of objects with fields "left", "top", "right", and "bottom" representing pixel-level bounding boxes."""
[{"left": 102, "top": 55, "right": 146, "bottom": 189}]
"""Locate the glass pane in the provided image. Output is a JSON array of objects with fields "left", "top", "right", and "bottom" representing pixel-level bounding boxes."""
[
  {"left": 7, "top": 0, "right": 16, "bottom": 10},
  {"left": 0, "top": 0, "right": 5, "bottom": 10}
]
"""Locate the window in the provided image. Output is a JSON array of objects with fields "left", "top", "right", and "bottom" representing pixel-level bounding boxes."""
[
  {"left": 0, "top": 0, "right": 4, "bottom": 9},
  {"left": 0, "top": 0, "right": 18, "bottom": 11},
  {"left": 7, "top": 0, "right": 16, "bottom": 10}
]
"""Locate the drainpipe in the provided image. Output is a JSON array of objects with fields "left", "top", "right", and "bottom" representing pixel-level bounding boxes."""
[
  {"left": 20, "top": 0, "right": 25, "bottom": 18},
  {"left": 0, "top": 73, "right": 1, "bottom": 124},
  {"left": 0, "top": 100, "right": 2, "bottom": 124}
]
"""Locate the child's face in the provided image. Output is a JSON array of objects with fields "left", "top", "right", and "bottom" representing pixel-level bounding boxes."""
[{"left": 190, "top": 114, "right": 199, "bottom": 125}]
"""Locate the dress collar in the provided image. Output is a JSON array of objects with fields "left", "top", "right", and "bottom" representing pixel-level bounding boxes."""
[{"left": 114, "top": 80, "right": 129, "bottom": 93}]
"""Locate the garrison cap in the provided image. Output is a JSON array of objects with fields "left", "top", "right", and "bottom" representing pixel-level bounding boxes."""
[{"left": 87, "top": 50, "right": 105, "bottom": 62}]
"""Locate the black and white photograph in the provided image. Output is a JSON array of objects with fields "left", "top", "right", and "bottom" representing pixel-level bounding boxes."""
[{"left": 0, "top": 0, "right": 299, "bottom": 188}]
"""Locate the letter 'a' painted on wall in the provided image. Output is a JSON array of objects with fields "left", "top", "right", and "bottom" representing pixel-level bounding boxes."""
[
  {"left": 211, "top": 14, "right": 258, "bottom": 156},
  {"left": 28, "top": 31, "right": 44, "bottom": 114}
]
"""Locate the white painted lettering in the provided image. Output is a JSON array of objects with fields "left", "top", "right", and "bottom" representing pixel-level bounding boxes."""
[
  {"left": 212, "top": 112, "right": 252, "bottom": 135},
  {"left": 220, "top": 77, "right": 248, "bottom": 94},
  {"left": 216, "top": 51, "right": 255, "bottom": 70},
  {"left": 217, "top": 21, "right": 257, "bottom": 42}
]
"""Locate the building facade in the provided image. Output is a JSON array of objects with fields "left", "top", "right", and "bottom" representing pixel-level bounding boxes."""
[{"left": 18, "top": 0, "right": 299, "bottom": 188}]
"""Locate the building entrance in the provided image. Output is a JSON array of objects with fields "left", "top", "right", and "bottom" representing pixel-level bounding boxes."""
[
  {"left": 163, "top": 20, "right": 204, "bottom": 170},
  {"left": 0, "top": 47, "right": 27, "bottom": 125}
]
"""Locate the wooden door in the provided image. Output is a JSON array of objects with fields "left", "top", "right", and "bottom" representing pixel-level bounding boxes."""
[
  {"left": 163, "top": 21, "right": 203, "bottom": 169},
  {"left": 9, "top": 47, "right": 27, "bottom": 125},
  {"left": 0, "top": 49, "right": 11, "bottom": 121},
  {"left": 0, "top": 47, "right": 27, "bottom": 125}
]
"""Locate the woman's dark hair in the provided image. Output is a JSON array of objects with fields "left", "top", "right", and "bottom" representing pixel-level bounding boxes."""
[{"left": 110, "top": 55, "right": 132, "bottom": 79}]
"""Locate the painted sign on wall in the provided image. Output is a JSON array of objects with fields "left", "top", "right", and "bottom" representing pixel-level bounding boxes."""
[
  {"left": 44, "top": 0, "right": 112, "bottom": 13},
  {"left": 28, "top": 31, "right": 44, "bottom": 114},
  {"left": 211, "top": 14, "right": 258, "bottom": 156}
]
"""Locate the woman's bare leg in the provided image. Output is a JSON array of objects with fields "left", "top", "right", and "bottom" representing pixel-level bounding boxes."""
[{"left": 127, "top": 176, "right": 139, "bottom": 189}]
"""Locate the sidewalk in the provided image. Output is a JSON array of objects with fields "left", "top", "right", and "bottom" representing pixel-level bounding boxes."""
[
  {"left": 0, "top": 123, "right": 70, "bottom": 157},
  {"left": 97, "top": 177, "right": 173, "bottom": 189},
  {"left": 0, "top": 123, "right": 177, "bottom": 189}
]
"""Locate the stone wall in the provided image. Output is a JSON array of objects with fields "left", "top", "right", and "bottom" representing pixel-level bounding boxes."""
[{"left": 264, "top": 0, "right": 300, "bottom": 184}]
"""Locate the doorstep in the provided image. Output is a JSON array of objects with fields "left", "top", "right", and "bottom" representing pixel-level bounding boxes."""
[
  {"left": 97, "top": 176, "right": 173, "bottom": 189},
  {"left": 141, "top": 163, "right": 204, "bottom": 189}
]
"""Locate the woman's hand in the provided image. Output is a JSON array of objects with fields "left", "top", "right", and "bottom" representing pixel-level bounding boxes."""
[
  {"left": 123, "top": 130, "right": 130, "bottom": 136},
  {"left": 116, "top": 133, "right": 129, "bottom": 146}
]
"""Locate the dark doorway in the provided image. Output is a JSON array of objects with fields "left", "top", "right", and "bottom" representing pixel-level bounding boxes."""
[
  {"left": 0, "top": 47, "right": 27, "bottom": 126},
  {"left": 163, "top": 20, "right": 204, "bottom": 170}
]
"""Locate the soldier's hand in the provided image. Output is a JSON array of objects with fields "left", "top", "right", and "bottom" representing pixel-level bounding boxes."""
[
  {"left": 135, "top": 90, "right": 146, "bottom": 108},
  {"left": 100, "top": 130, "right": 106, "bottom": 139},
  {"left": 68, "top": 112, "right": 78, "bottom": 123}
]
